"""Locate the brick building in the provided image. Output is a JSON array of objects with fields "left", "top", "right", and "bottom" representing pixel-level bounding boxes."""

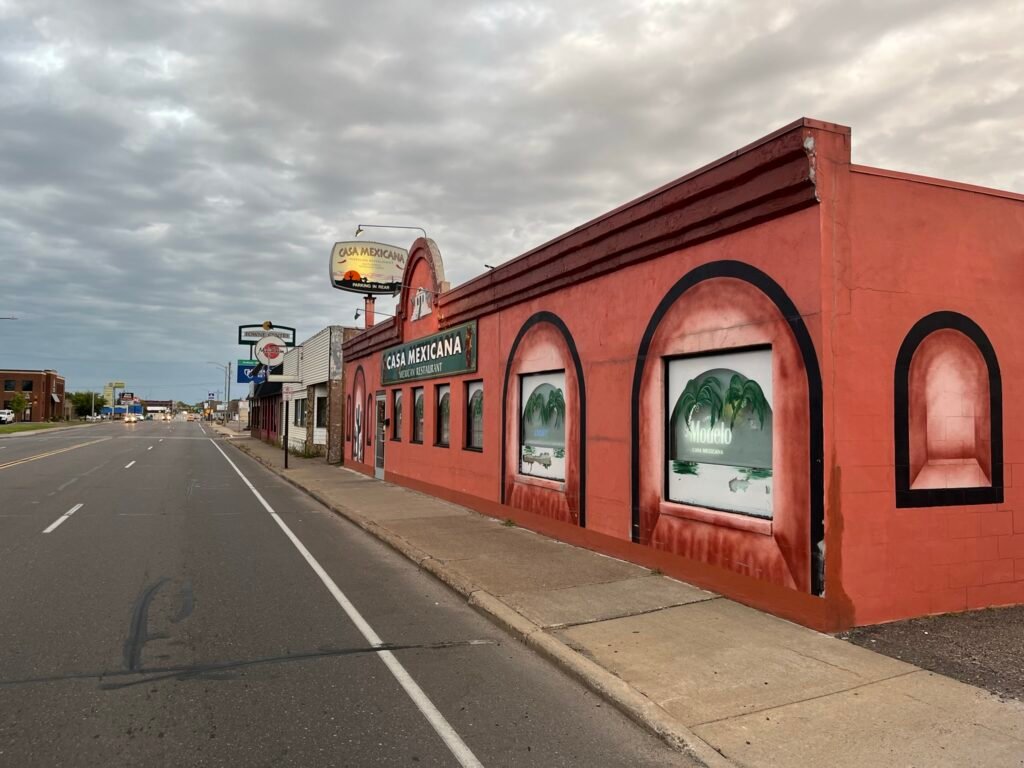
[{"left": 1, "top": 369, "right": 66, "bottom": 421}]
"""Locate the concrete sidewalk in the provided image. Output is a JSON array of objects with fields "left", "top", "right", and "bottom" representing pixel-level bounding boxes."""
[{"left": 220, "top": 429, "right": 1024, "bottom": 768}]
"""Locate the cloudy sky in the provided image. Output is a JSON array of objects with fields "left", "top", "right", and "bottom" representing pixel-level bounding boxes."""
[{"left": 1, "top": 0, "right": 1021, "bottom": 404}]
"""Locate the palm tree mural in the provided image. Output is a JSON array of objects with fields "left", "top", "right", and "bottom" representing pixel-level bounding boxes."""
[
  {"left": 672, "top": 374, "right": 724, "bottom": 429},
  {"left": 672, "top": 371, "right": 769, "bottom": 432},
  {"left": 524, "top": 389, "right": 547, "bottom": 424},
  {"left": 521, "top": 380, "right": 567, "bottom": 479},
  {"left": 725, "top": 374, "right": 769, "bottom": 429},
  {"left": 544, "top": 387, "right": 565, "bottom": 427}
]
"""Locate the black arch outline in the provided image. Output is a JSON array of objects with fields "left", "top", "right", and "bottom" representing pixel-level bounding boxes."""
[
  {"left": 629, "top": 260, "right": 825, "bottom": 595},
  {"left": 500, "top": 312, "right": 588, "bottom": 527},
  {"left": 894, "top": 311, "right": 1003, "bottom": 507}
]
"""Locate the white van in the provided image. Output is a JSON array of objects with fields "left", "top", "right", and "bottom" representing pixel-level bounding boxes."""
[{"left": 0, "top": 409, "right": 14, "bottom": 424}]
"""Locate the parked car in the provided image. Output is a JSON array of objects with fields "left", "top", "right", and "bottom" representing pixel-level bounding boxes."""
[
  {"left": 0, "top": 409, "right": 14, "bottom": 424},
  {"left": 124, "top": 414, "right": 137, "bottom": 424},
  {"left": 85, "top": 414, "right": 102, "bottom": 421}
]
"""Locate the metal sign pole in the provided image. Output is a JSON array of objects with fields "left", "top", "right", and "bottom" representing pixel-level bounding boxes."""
[{"left": 284, "top": 397, "right": 289, "bottom": 469}]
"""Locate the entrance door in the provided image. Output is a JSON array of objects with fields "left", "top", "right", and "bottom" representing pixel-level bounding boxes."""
[{"left": 374, "top": 394, "right": 386, "bottom": 479}]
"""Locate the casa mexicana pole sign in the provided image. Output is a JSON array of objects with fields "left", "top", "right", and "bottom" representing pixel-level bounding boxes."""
[
  {"left": 330, "top": 241, "right": 408, "bottom": 295},
  {"left": 382, "top": 322, "right": 477, "bottom": 385}
]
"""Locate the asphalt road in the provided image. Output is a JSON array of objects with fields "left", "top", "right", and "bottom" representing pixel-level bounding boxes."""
[{"left": 0, "top": 419, "right": 692, "bottom": 767}]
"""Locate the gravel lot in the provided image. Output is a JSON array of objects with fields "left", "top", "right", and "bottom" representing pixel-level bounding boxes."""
[{"left": 840, "top": 605, "right": 1024, "bottom": 702}]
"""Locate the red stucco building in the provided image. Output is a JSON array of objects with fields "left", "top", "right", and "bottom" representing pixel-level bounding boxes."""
[{"left": 342, "top": 118, "right": 1024, "bottom": 630}]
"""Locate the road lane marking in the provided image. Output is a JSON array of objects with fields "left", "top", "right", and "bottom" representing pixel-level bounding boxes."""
[
  {"left": 56, "top": 477, "right": 79, "bottom": 492},
  {"left": 208, "top": 439, "right": 483, "bottom": 768},
  {"left": 125, "top": 461, "right": 136, "bottom": 469},
  {"left": 0, "top": 437, "right": 111, "bottom": 472},
  {"left": 43, "top": 503, "right": 83, "bottom": 534},
  {"left": 147, "top": 446, "right": 153, "bottom": 451}
]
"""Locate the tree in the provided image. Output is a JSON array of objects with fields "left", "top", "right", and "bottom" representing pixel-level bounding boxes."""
[
  {"left": 69, "top": 391, "right": 107, "bottom": 417},
  {"left": 9, "top": 392, "right": 27, "bottom": 422}
]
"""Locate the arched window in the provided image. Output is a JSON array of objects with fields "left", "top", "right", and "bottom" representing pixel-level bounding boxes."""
[
  {"left": 466, "top": 381, "right": 483, "bottom": 450},
  {"left": 895, "top": 312, "right": 1002, "bottom": 507},
  {"left": 366, "top": 395, "right": 373, "bottom": 445},
  {"left": 436, "top": 384, "right": 451, "bottom": 446}
]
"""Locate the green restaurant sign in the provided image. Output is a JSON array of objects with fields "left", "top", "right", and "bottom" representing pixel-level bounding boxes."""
[{"left": 381, "top": 321, "right": 477, "bottom": 385}]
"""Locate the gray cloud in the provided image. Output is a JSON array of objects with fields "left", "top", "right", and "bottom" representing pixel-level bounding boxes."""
[{"left": 0, "top": 0, "right": 1021, "bottom": 401}]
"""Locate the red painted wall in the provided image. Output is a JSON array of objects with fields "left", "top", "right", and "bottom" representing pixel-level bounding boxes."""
[{"left": 836, "top": 167, "right": 1024, "bottom": 625}]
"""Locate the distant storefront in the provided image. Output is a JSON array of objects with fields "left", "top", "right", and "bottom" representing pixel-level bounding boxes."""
[
  {"left": 1, "top": 369, "right": 65, "bottom": 421},
  {"left": 342, "top": 119, "right": 1024, "bottom": 630}
]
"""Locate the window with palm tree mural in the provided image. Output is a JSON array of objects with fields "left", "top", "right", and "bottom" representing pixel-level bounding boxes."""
[
  {"left": 466, "top": 380, "right": 483, "bottom": 450},
  {"left": 436, "top": 384, "right": 451, "bottom": 446},
  {"left": 666, "top": 348, "right": 774, "bottom": 518},
  {"left": 412, "top": 387, "right": 424, "bottom": 443},
  {"left": 520, "top": 371, "right": 567, "bottom": 480}
]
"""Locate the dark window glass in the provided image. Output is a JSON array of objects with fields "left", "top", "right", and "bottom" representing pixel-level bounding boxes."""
[
  {"left": 3, "top": 380, "right": 13, "bottom": 392},
  {"left": 466, "top": 381, "right": 483, "bottom": 450},
  {"left": 315, "top": 396, "right": 328, "bottom": 428},
  {"left": 21, "top": 380, "right": 32, "bottom": 392},
  {"left": 436, "top": 385, "right": 450, "bottom": 446},
  {"left": 412, "top": 388, "right": 424, "bottom": 443},
  {"left": 392, "top": 391, "right": 402, "bottom": 440}
]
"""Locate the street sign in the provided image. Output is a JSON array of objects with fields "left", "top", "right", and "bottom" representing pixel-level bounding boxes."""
[
  {"left": 254, "top": 336, "right": 287, "bottom": 366},
  {"left": 238, "top": 323, "right": 296, "bottom": 347},
  {"left": 237, "top": 359, "right": 268, "bottom": 384},
  {"left": 208, "top": 392, "right": 216, "bottom": 400}
]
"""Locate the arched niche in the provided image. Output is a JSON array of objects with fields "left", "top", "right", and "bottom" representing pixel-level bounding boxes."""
[
  {"left": 501, "top": 312, "right": 587, "bottom": 526},
  {"left": 895, "top": 312, "right": 1002, "bottom": 507},
  {"left": 631, "top": 261, "right": 824, "bottom": 595}
]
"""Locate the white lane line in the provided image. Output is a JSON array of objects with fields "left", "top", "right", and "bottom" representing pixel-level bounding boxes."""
[
  {"left": 147, "top": 446, "right": 153, "bottom": 451},
  {"left": 57, "top": 476, "right": 79, "bottom": 492},
  {"left": 43, "top": 503, "right": 83, "bottom": 534},
  {"left": 208, "top": 439, "right": 483, "bottom": 768},
  {"left": 159, "top": 439, "right": 164, "bottom": 443},
  {"left": 125, "top": 461, "right": 136, "bottom": 469}
]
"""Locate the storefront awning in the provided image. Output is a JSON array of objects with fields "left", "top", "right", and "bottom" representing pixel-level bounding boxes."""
[{"left": 51, "top": 393, "right": 60, "bottom": 403}]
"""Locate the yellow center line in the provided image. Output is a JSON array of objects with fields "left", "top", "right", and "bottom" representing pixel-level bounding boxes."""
[{"left": 0, "top": 437, "right": 112, "bottom": 471}]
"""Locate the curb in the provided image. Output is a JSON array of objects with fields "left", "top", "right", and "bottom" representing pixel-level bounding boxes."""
[{"left": 225, "top": 437, "right": 731, "bottom": 768}]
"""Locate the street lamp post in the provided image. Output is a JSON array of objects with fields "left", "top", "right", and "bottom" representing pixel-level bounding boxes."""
[{"left": 206, "top": 362, "right": 231, "bottom": 425}]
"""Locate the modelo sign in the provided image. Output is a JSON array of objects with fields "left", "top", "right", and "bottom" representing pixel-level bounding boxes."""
[
  {"left": 381, "top": 322, "right": 477, "bottom": 384},
  {"left": 330, "top": 241, "right": 407, "bottom": 295}
]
